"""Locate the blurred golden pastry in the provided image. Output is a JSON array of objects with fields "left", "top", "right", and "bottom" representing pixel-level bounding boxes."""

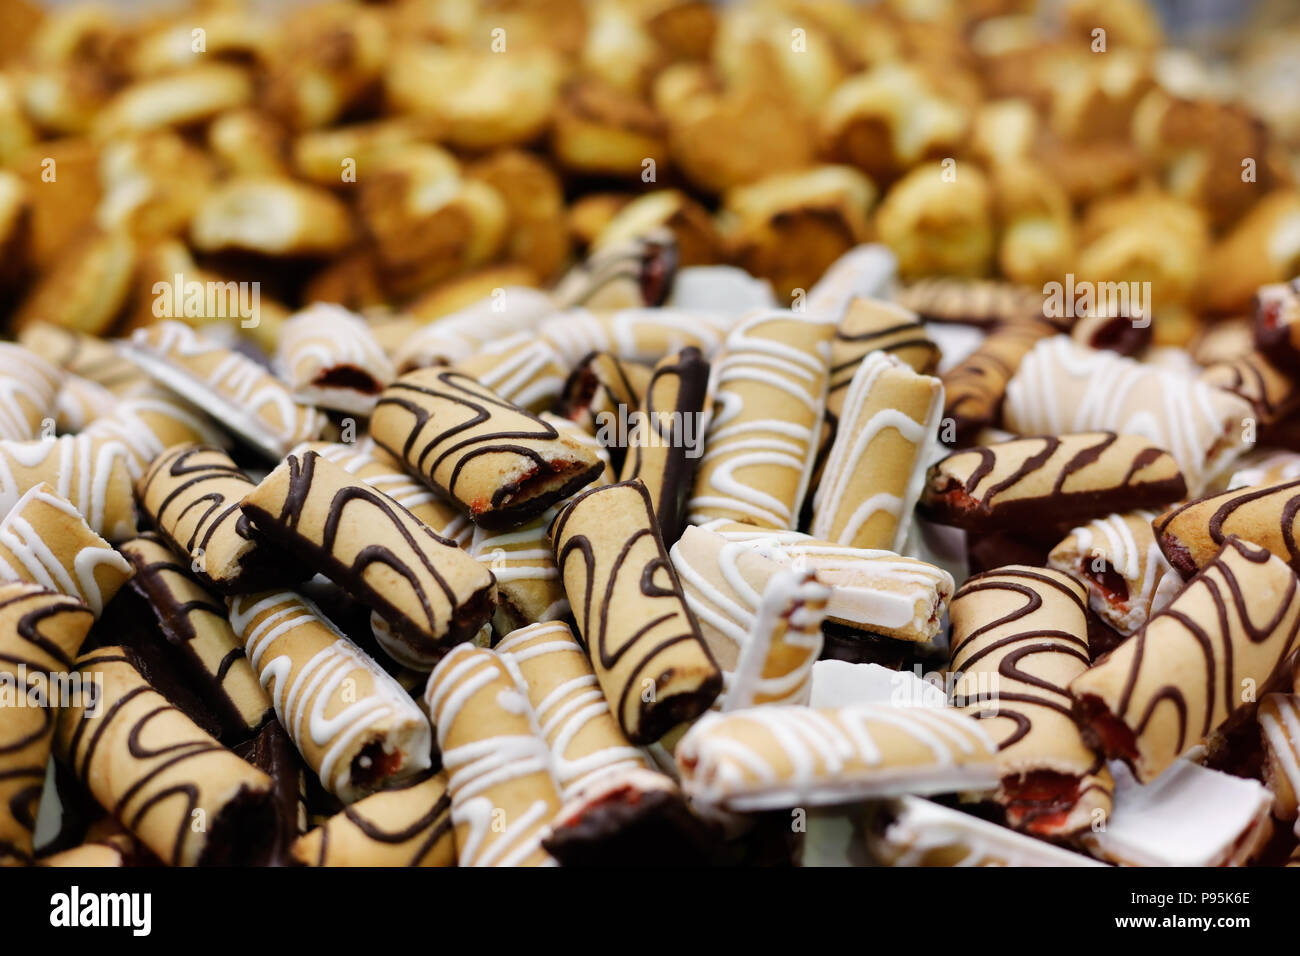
[
  {"left": 1201, "top": 190, "right": 1300, "bottom": 315},
  {"left": 466, "top": 149, "right": 571, "bottom": 283},
  {"left": 406, "top": 265, "right": 542, "bottom": 324},
  {"left": 654, "top": 63, "right": 816, "bottom": 192},
  {"left": 991, "top": 159, "right": 1075, "bottom": 288},
  {"left": 292, "top": 117, "right": 438, "bottom": 187},
  {"left": 876, "top": 161, "right": 994, "bottom": 279},
  {"left": 96, "top": 130, "right": 217, "bottom": 240},
  {"left": 13, "top": 228, "right": 135, "bottom": 335},
  {"left": 551, "top": 79, "right": 666, "bottom": 178},
  {"left": 724, "top": 165, "right": 875, "bottom": 298},
  {"left": 385, "top": 43, "right": 563, "bottom": 150},
  {"left": 125, "top": 8, "right": 277, "bottom": 77},
  {"left": 594, "top": 189, "right": 720, "bottom": 267},
  {"left": 190, "top": 175, "right": 354, "bottom": 258},
  {"left": 819, "top": 63, "right": 968, "bottom": 186},
  {"left": 357, "top": 145, "right": 507, "bottom": 298},
  {"left": 93, "top": 64, "right": 253, "bottom": 137},
  {"left": 207, "top": 108, "right": 291, "bottom": 177},
  {"left": 713, "top": 5, "right": 845, "bottom": 114}
]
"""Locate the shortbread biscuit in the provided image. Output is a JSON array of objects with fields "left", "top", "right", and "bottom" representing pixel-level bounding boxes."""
[
  {"left": 137, "top": 443, "right": 303, "bottom": 593},
  {"left": 1154, "top": 477, "right": 1300, "bottom": 577},
  {"left": 291, "top": 771, "right": 455, "bottom": 867},
  {"left": 949, "top": 566, "right": 1113, "bottom": 836},
  {"left": 0, "top": 483, "right": 131, "bottom": 616},
  {"left": 551, "top": 480, "right": 722, "bottom": 744},
  {"left": 813, "top": 352, "right": 942, "bottom": 551},
  {"left": 241, "top": 451, "right": 496, "bottom": 657},
  {"left": 687, "top": 310, "right": 835, "bottom": 529},
  {"left": 1048, "top": 510, "right": 1180, "bottom": 635},
  {"left": 189, "top": 176, "right": 354, "bottom": 257},
  {"left": 1071, "top": 537, "right": 1300, "bottom": 782},
  {"left": 119, "top": 535, "right": 272, "bottom": 741},
  {"left": 229, "top": 590, "right": 433, "bottom": 802},
  {"left": 371, "top": 367, "right": 604, "bottom": 530},
  {"left": 94, "top": 64, "right": 252, "bottom": 136},
  {"left": 618, "top": 346, "right": 709, "bottom": 543},
  {"left": 676, "top": 703, "right": 999, "bottom": 811},
  {"left": 0, "top": 433, "right": 137, "bottom": 542},
  {"left": 0, "top": 582, "right": 93, "bottom": 865},
  {"left": 12, "top": 228, "right": 136, "bottom": 337},
  {"left": 423, "top": 644, "right": 562, "bottom": 866},
  {"left": 921, "top": 432, "right": 1187, "bottom": 534},
  {"left": 55, "top": 646, "right": 277, "bottom": 866},
  {"left": 299, "top": 440, "right": 471, "bottom": 546},
  {"left": 1003, "top": 336, "right": 1252, "bottom": 494},
  {"left": 122, "top": 321, "right": 329, "bottom": 459},
  {"left": 276, "top": 304, "right": 395, "bottom": 416}
]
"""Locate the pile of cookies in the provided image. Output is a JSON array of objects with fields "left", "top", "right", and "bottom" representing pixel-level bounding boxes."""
[{"left": 0, "top": 0, "right": 1298, "bottom": 868}]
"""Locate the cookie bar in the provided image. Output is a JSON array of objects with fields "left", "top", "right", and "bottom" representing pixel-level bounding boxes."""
[
  {"left": 0, "top": 434, "right": 138, "bottom": 542},
  {"left": 122, "top": 321, "right": 330, "bottom": 459},
  {"left": 551, "top": 230, "right": 676, "bottom": 310},
  {"left": 54, "top": 646, "right": 278, "bottom": 866},
  {"left": 687, "top": 310, "right": 835, "bottom": 529},
  {"left": 119, "top": 535, "right": 272, "bottom": 741},
  {"left": 228, "top": 590, "right": 432, "bottom": 801},
  {"left": 812, "top": 352, "right": 942, "bottom": 551},
  {"left": 896, "top": 276, "right": 1045, "bottom": 328},
  {"left": 1254, "top": 278, "right": 1300, "bottom": 371},
  {"left": 300, "top": 439, "right": 471, "bottom": 546},
  {"left": 241, "top": 451, "right": 496, "bottom": 657},
  {"left": 676, "top": 703, "right": 999, "bottom": 811},
  {"left": 940, "top": 319, "right": 1056, "bottom": 446},
  {"left": 1048, "top": 510, "right": 1181, "bottom": 635},
  {"left": 920, "top": 432, "right": 1186, "bottom": 534},
  {"left": 949, "top": 566, "right": 1113, "bottom": 836},
  {"left": 695, "top": 521, "right": 953, "bottom": 644},
  {"left": 0, "top": 583, "right": 93, "bottom": 865},
  {"left": 550, "top": 480, "right": 722, "bottom": 744},
  {"left": 617, "top": 346, "right": 709, "bottom": 543},
  {"left": 1071, "top": 538, "right": 1300, "bottom": 782},
  {"left": 0, "top": 342, "right": 62, "bottom": 442},
  {"left": 1003, "top": 336, "right": 1252, "bottom": 494},
  {"left": 453, "top": 333, "right": 568, "bottom": 414},
  {"left": 1154, "top": 477, "right": 1300, "bottom": 577},
  {"left": 275, "top": 303, "right": 395, "bottom": 416},
  {"left": 0, "top": 483, "right": 132, "bottom": 616},
  {"left": 137, "top": 443, "right": 304, "bottom": 593},
  {"left": 423, "top": 644, "right": 562, "bottom": 866},
  {"left": 291, "top": 771, "right": 455, "bottom": 867},
  {"left": 828, "top": 299, "right": 939, "bottom": 424},
  {"left": 724, "top": 569, "right": 829, "bottom": 710},
  {"left": 370, "top": 367, "right": 605, "bottom": 530}
]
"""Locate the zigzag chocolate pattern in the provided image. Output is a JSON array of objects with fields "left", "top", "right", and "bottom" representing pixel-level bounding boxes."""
[
  {"left": 551, "top": 480, "right": 721, "bottom": 744},
  {"left": 241, "top": 451, "right": 495, "bottom": 654},
  {"left": 137, "top": 443, "right": 273, "bottom": 590},
  {"left": 948, "top": 566, "right": 1112, "bottom": 836},
  {"left": 618, "top": 346, "right": 709, "bottom": 543},
  {"left": 922, "top": 432, "right": 1186, "bottom": 532},
  {"left": 371, "top": 368, "right": 603, "bottom": 529},
  {"left": 828, "top": 298, "right": 939, "bottom": 416},
  {"left": 423, "top": 644, "right": 561, "bottom": 867},
  {"left": 119, "top": 535, "right": 271, "bottom": 739},
  {"left": 292, "top": 771, "right": 455, "bottom": 867},
  {"left": 301, "top": 439, "right": 471, "bottom": 546},
  {"left": 897, "top": 277, "right": 1045, "bottom": 328},
  {"left": 1200, "top": 350, "right": 1300, "bottom": 425},
  {"left": 55, "top": 647, "right": 275, "bottom": 866},
  {"left": 1070, "top": 538, "right": 1300, "bottom": 782},
  {"left": 1155, "top": 477, "right": 1300, "bottom": 577},
  {"left": 0, "top": 583, "right": 93, "bottom": 865},
  {"left": 941, "top": 320, "right": 1055, "bottom": 445}
]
